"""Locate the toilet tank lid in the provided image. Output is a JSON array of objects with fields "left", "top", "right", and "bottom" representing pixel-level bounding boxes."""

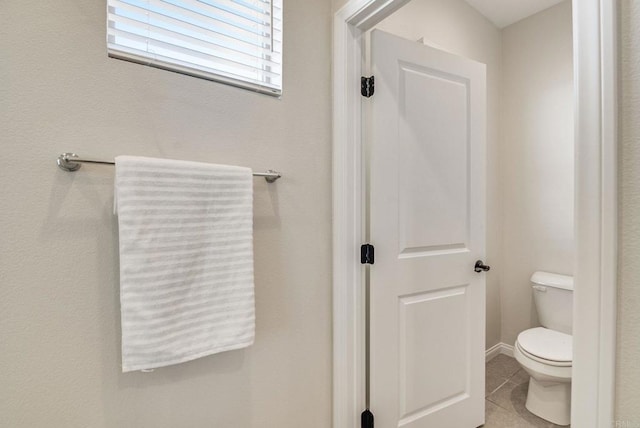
[{"left": 530, "top": 271, "right": 573, "bottom": 291}]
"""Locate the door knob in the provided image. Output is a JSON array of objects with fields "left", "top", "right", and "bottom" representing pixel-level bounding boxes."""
[{"left": 474, "top": 260, "right": 490, "bottom": 273}]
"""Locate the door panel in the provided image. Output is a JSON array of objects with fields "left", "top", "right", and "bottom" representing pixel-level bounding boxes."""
[
  {"left": 369, "top": 30, "right": 486, "bottom": 428},
  {"left": 398, "top": 286, "right": 469, "bottom": 418},
  {"left": 398, "top": 64, "right": 469, "bottom": 256}
]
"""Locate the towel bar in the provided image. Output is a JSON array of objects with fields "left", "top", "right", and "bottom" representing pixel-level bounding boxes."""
[{"left": 56, "top": 153, "right": 282, "bottom": 183}]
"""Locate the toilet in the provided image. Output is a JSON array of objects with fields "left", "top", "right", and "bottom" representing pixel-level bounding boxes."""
[{"left": 513, "top": 271, "right": 573, "bottom": 426}]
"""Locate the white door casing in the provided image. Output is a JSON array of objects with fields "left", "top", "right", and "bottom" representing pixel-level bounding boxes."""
[
  {"left": 332, "top": 1, "right": 617, "bottom": 427},
  {"left": 368, "top": 30, "right": 486, "bottom": 428}
]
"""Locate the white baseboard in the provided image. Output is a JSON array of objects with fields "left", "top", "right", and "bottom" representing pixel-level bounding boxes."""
[{"left": 485, "top": 342, "right": 514, "bottom": 362}]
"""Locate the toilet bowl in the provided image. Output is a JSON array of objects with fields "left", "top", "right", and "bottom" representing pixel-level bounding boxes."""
[
  {"left": 514, "top": 327, "right": 572, "bottom": 426},
  {"left": 514, "top": 271, "right": 573, "bottom": 426}
]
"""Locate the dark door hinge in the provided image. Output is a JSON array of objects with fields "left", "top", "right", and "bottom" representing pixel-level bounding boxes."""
[
  {"left": 361, "top": 76, "right": 375, "bottom": 97},
  {"left": 361, "top": 409, "right": 374, "bottom": 428},
  {"left": 361, "top": 244, "right": 375, "bottom": 265}
]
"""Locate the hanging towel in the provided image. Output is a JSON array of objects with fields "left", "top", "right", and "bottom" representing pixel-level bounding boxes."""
[{"left": 114, "top": 156, "right": 255, "bottom": 372}]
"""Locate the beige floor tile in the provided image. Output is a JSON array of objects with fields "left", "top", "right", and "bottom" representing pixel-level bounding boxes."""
[
  {"left": 487, "top": 354, "right": 522, "bottom": 380},
  {"left": 486, "top": 354, "right": 523, "bottom": 396},
  {"left": 484, "top": 400, "right": 533, "bottom": 428},
  {"left": 509, "top": 368, "right": 531, "bottom": 385},
  {"left": 486, "top": 372, "right": 508, "bottom": 397}
]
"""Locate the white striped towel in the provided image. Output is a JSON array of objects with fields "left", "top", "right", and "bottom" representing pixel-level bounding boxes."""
[{"left": 114, "top": 156, "right": 255, "bottom": 372}]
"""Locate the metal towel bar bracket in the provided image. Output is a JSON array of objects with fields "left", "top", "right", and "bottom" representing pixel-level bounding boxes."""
[{"left": 56, "top": 153, "right": 282, "bottom": 183}]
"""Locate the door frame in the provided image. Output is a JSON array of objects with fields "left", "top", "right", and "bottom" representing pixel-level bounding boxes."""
[{"left": 332, "top": 0, "right": 618, "bottom": 427}]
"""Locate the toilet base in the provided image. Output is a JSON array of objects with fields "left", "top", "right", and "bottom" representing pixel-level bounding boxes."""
[{"left": 525, "top": 377, "right": 571, "bottom": 426}]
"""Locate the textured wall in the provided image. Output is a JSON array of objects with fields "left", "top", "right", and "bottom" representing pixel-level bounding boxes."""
[
  {"left": 499, "top": 1, "right": 574, "bottom": 345},
  {"left": 616, "top": 0, "right": 640, "bottom": 421},
  {"left": 0, "top": 1, "right": 332, "bottom": 427},
  {"left": 372, "top": 0, "right": 504, "bottom": 350}
]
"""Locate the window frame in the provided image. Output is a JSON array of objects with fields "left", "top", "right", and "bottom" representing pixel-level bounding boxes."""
[{"left": 106, "top": 0, "right": 283, "bottom": 96}]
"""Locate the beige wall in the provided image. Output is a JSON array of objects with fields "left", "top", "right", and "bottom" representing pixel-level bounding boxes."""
[
  {"left": 373, "top": 0, "right": 504, "bottom": 350},
  {"left": 616, "top": 0, "right": 640, "bottom": 421},
  {"left": 334, "top": 0, "right": 349, "bottom": 12},
  {"left": 499, "top": 1, "right": 574, "bottom": 345},
  {"left": 0, "top": 1, "right": 332, "bottom": 427}
]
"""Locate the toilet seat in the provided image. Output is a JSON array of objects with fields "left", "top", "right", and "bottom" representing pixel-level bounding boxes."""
[
  {"left": 516, "top": 342, "right": 572, "bottom": 367},
  {"left": 516, "top": 327, "right": 572, "bottom": 367}
]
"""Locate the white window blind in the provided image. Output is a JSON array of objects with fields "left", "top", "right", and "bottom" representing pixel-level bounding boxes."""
[{"left": 107, "top": 0, "right": 283, "bottom": 95}]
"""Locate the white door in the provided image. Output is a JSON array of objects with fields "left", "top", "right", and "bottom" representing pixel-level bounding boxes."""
[{"left": 368, "top": 30, "right": 487, "bottom": 428}]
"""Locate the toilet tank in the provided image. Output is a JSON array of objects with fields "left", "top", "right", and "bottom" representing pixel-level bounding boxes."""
[{"left": 531, "top": 271, "right": 574, "bottom": 335}]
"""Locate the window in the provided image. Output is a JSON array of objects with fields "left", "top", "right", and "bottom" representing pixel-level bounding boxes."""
[{"left": 107, "top": 0, "right": 283, "bottom": 96}]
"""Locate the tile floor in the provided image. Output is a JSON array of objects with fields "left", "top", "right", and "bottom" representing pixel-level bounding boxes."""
[{"left": 483, "top": 354, "right": 569, "bottom": 428}]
